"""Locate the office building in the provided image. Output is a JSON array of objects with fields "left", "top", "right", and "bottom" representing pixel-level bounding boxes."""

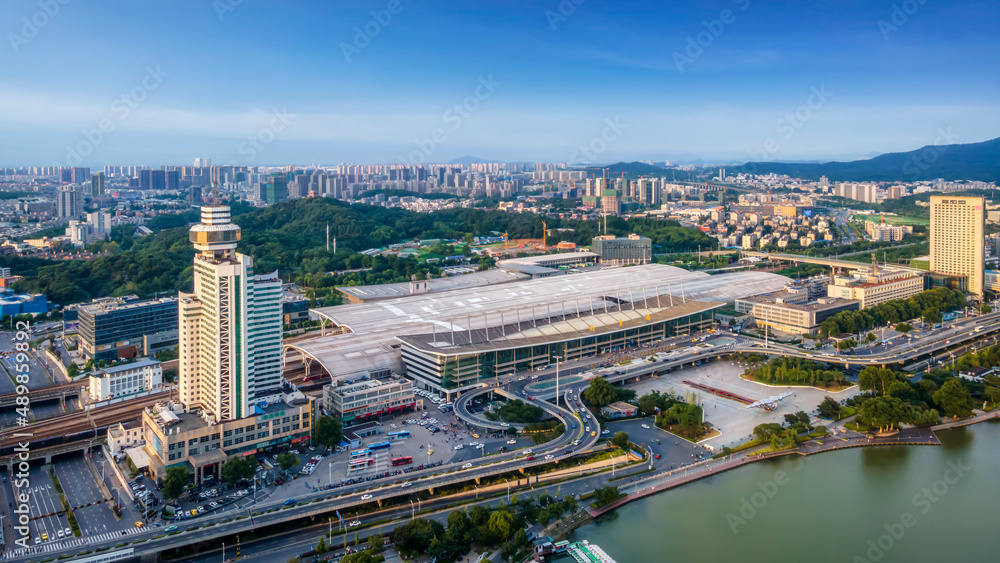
[
  {"left": 178, "top": 205, "right": 285, "bottom": 423},
  {"left": 592, "top": 234, "right": 652, "bottom": 265},
  {"left": 930, "top": 195, "right": 985, "bottom": 295},
  {"left": 88, "top": 358, "right": 163, "bottom": 403},
  {"left": 258, "top": 174, "right": 288, "bottom": 204},
  {"left": 77, "top": 296, "right": 179, "bottom": 361},
  {"left": 827, "top": 268, "right": 924, "bottom": 309},
  {"left": 321, "top": 374, "right": 417, "bottom": 424},
  {"left": 57, "top": 185, "right": 82, "bottom": 218}
]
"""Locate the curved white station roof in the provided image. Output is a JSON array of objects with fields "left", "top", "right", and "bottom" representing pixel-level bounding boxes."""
[{"left": 288, "top": 264, "right": 789, "bottom": 380}]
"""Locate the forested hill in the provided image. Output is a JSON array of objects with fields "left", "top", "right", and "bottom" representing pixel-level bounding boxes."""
[
  {"left": 745, "top": 136, "right": 1000, "bottom": 182},
  {"left": 10, "top": 198, "right": 715, "bottom": 306}
]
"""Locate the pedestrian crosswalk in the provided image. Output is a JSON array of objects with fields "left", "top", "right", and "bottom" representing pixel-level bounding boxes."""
[{"left": 6, "top": 526, "right": 144, "bottom": 558}]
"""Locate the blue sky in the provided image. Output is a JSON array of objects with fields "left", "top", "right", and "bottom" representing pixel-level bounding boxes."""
[{"left": 1, "top": 0, "right": 998, "bottom": 166}]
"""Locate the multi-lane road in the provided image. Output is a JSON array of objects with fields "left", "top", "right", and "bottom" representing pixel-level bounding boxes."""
[{"left": 6, "top": 311, "right": 1000, "bottom": 560}]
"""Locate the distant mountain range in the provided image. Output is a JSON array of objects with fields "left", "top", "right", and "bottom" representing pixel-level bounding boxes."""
[
  {"left": 448, "top": 155, "right": 491, "bottom": 165},
  {"left": 744, "top": 136, "right": 1000, "bottom": 182},
  {"left": 581, "top": 161, "right": 679, "bottom": 179}
]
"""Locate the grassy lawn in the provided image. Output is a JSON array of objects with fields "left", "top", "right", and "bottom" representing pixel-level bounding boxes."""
[{"left": 740, "top": 373, "right": 855, "bottom": 393}]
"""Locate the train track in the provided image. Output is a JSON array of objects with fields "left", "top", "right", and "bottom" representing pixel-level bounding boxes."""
[{"left": 0, "top": 390, "right": 172, "bottom": 448}]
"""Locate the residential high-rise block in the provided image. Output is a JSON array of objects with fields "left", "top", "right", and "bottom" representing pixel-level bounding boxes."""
[
  {"left": 91, "top": 172, "right": 105, "bottom": 197},
  {"left": 178, "top": 206, "right": 284, "bottom": 423},
  {"left": 930, "top": 195, "right": 985, "bottom": 295},
  {"left": 57, "top": 185, "right": 82, "bottom": 218}
]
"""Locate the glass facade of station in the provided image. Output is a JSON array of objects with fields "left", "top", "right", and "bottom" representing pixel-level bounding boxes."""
[{"left": 401, "top": 308, "right": 716, "bottom": 396}]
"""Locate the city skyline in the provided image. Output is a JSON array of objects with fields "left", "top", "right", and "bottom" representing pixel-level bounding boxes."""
[{"left": 1, "top": 0, "right": 998, "bottom": 166}]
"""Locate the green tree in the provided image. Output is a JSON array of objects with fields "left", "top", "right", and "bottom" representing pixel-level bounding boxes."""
[
  {"left": 67, "top": 363, "right": 79, "bottom": 378},
  {"left": 314, "top": 416, "right": 343, "bottom": 448},
  {"left": 221, "top": 456, "right": 255, "bottom": 487},
  {"left": 611, "top": 431, "right": 630, "bottom": 450},
  {"left": 866, "top": 332, "right": 877, "bottom": 343},
  {"left": 582, "top": 377, "right": 617, "bottom": 408},
  {"left": 895, "top": 322, "right": 912, "bottom": 333},
  {"left": 933, "top": 379, "right": 974, "bottom": 418},
  {"left": 393, "top": 518, "right": 444, "bottom": 555},
  {"left": 980, "top": 304, "right": 992, "bottom": 314},
  {"left": 276, "top": 452, "right": 298, "bottom": 471},
  {"left": 162, "top": 466, "right": 189, "bottom": 500},
  {"left": 858, "top": 366, "right": 899, "bottom": 396},
  {"left": 983, "top": 374, "right": 1000, "bottom": 405},
  {"left": 857, "top": 395, "right": 908, "bottom": 431},
  {"left": 341, "top": 552, "right": 385, "bottom": 563},
  {"left": 487, "top": 509, "right": 515, "bottom": 542},
  {"left": 923, "top": 307, "right": 942, "bottom": 324},
  {"left": 752, "top": 423, "right": 784, "bottom": 442},
  {"left": 592, "top": 486, "right": 621, "bottom": 509},
  {"left": 316, "top": 536, "right": 328, "bottom": 554}
]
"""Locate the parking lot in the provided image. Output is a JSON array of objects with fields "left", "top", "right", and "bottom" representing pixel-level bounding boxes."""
[
  {"left": 0, "top": 452, "right": 143, "bottom": 554},
  {"left": 622, "top": 359, "right": 861, "bottom": 451},
  {"left": 604, "top": 417, "right": 714, "bottom": 470}
]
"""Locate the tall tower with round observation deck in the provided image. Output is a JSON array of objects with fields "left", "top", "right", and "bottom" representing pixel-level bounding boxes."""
[{"left": 178, "top": 206, "right": 284, "bottom": 423}]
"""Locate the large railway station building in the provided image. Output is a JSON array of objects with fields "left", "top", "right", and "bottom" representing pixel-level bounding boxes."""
[{"left": 286, "top": 264, "right": 790, "bottom": 400}]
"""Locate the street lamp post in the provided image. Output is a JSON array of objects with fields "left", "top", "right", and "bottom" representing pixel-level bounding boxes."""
[
  {"left": 409, "top": 499, "right": 414, "bottom": 519},
  {"left": 504, "top": 478, "right": 510, "bottom": 503}
]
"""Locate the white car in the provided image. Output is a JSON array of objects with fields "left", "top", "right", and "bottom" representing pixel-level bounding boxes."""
[
  {"left": 454, "top": 444, "right": 464, "bottom": 450},
  {"left": 469, "top": 441, "right": 480, "bottom": 447},
  {"left": 476, "top": 444, "right": 485, "bottom": 449},
  {"left": 500, "top": 422, "right": 509, "bottom": 427},
  {"left": 461, "top": 463, "right": 473, "bottom": 469},
  {"left": 523, "top": 449, "right": 532, "bottom": 455},
  {"left": 506, "top": 439, "right": 517, "bottom": 445},
  {"left": 544, "top": 455, "right": 554, "bottom": 460},
  {"left": 361, "top": 494, "right": 373, "bottom": 501},
  {"left": 401, "top": 481, "right": 412, "bottom": 488},
  {"left": 641, "top": 424, "right": 650, "bottom": 429}
]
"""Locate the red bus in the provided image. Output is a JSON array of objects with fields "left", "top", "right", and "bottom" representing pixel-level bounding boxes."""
[{"left": 391, "top": 456, "right": 413, "bottom": 467}]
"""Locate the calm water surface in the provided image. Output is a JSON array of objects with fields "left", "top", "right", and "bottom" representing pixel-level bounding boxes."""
[{"left": 556, "top": 421, "right": 1000, "bottom": 563}]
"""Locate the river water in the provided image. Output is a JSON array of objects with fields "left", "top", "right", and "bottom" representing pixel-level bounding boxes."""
[{"left": 555, "top": 421, "right": 1000, "bottom": 563}]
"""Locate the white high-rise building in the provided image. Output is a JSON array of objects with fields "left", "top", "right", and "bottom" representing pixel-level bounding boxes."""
[{"left": 178, "top": 205, "right": 284, "bottom": 423}]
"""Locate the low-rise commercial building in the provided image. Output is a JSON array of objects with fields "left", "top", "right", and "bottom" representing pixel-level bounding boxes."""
[
  {"left": 88, "top": 358, "right": 163, "bottom": 402},
  {"left": 591, "top": 234, "right": 651, "bottom": 265},
  {"left": 750, "top": 296, "right": 860, "bottom": 335},
  {"left": 827, "top": 268, "right": 924, "bottom": 309},
  {"left": 141, "top": 395, "right": 315, "bottom": 485},
  {"left": 322, "top": 374, "right": 418, "bottom": 424}
]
